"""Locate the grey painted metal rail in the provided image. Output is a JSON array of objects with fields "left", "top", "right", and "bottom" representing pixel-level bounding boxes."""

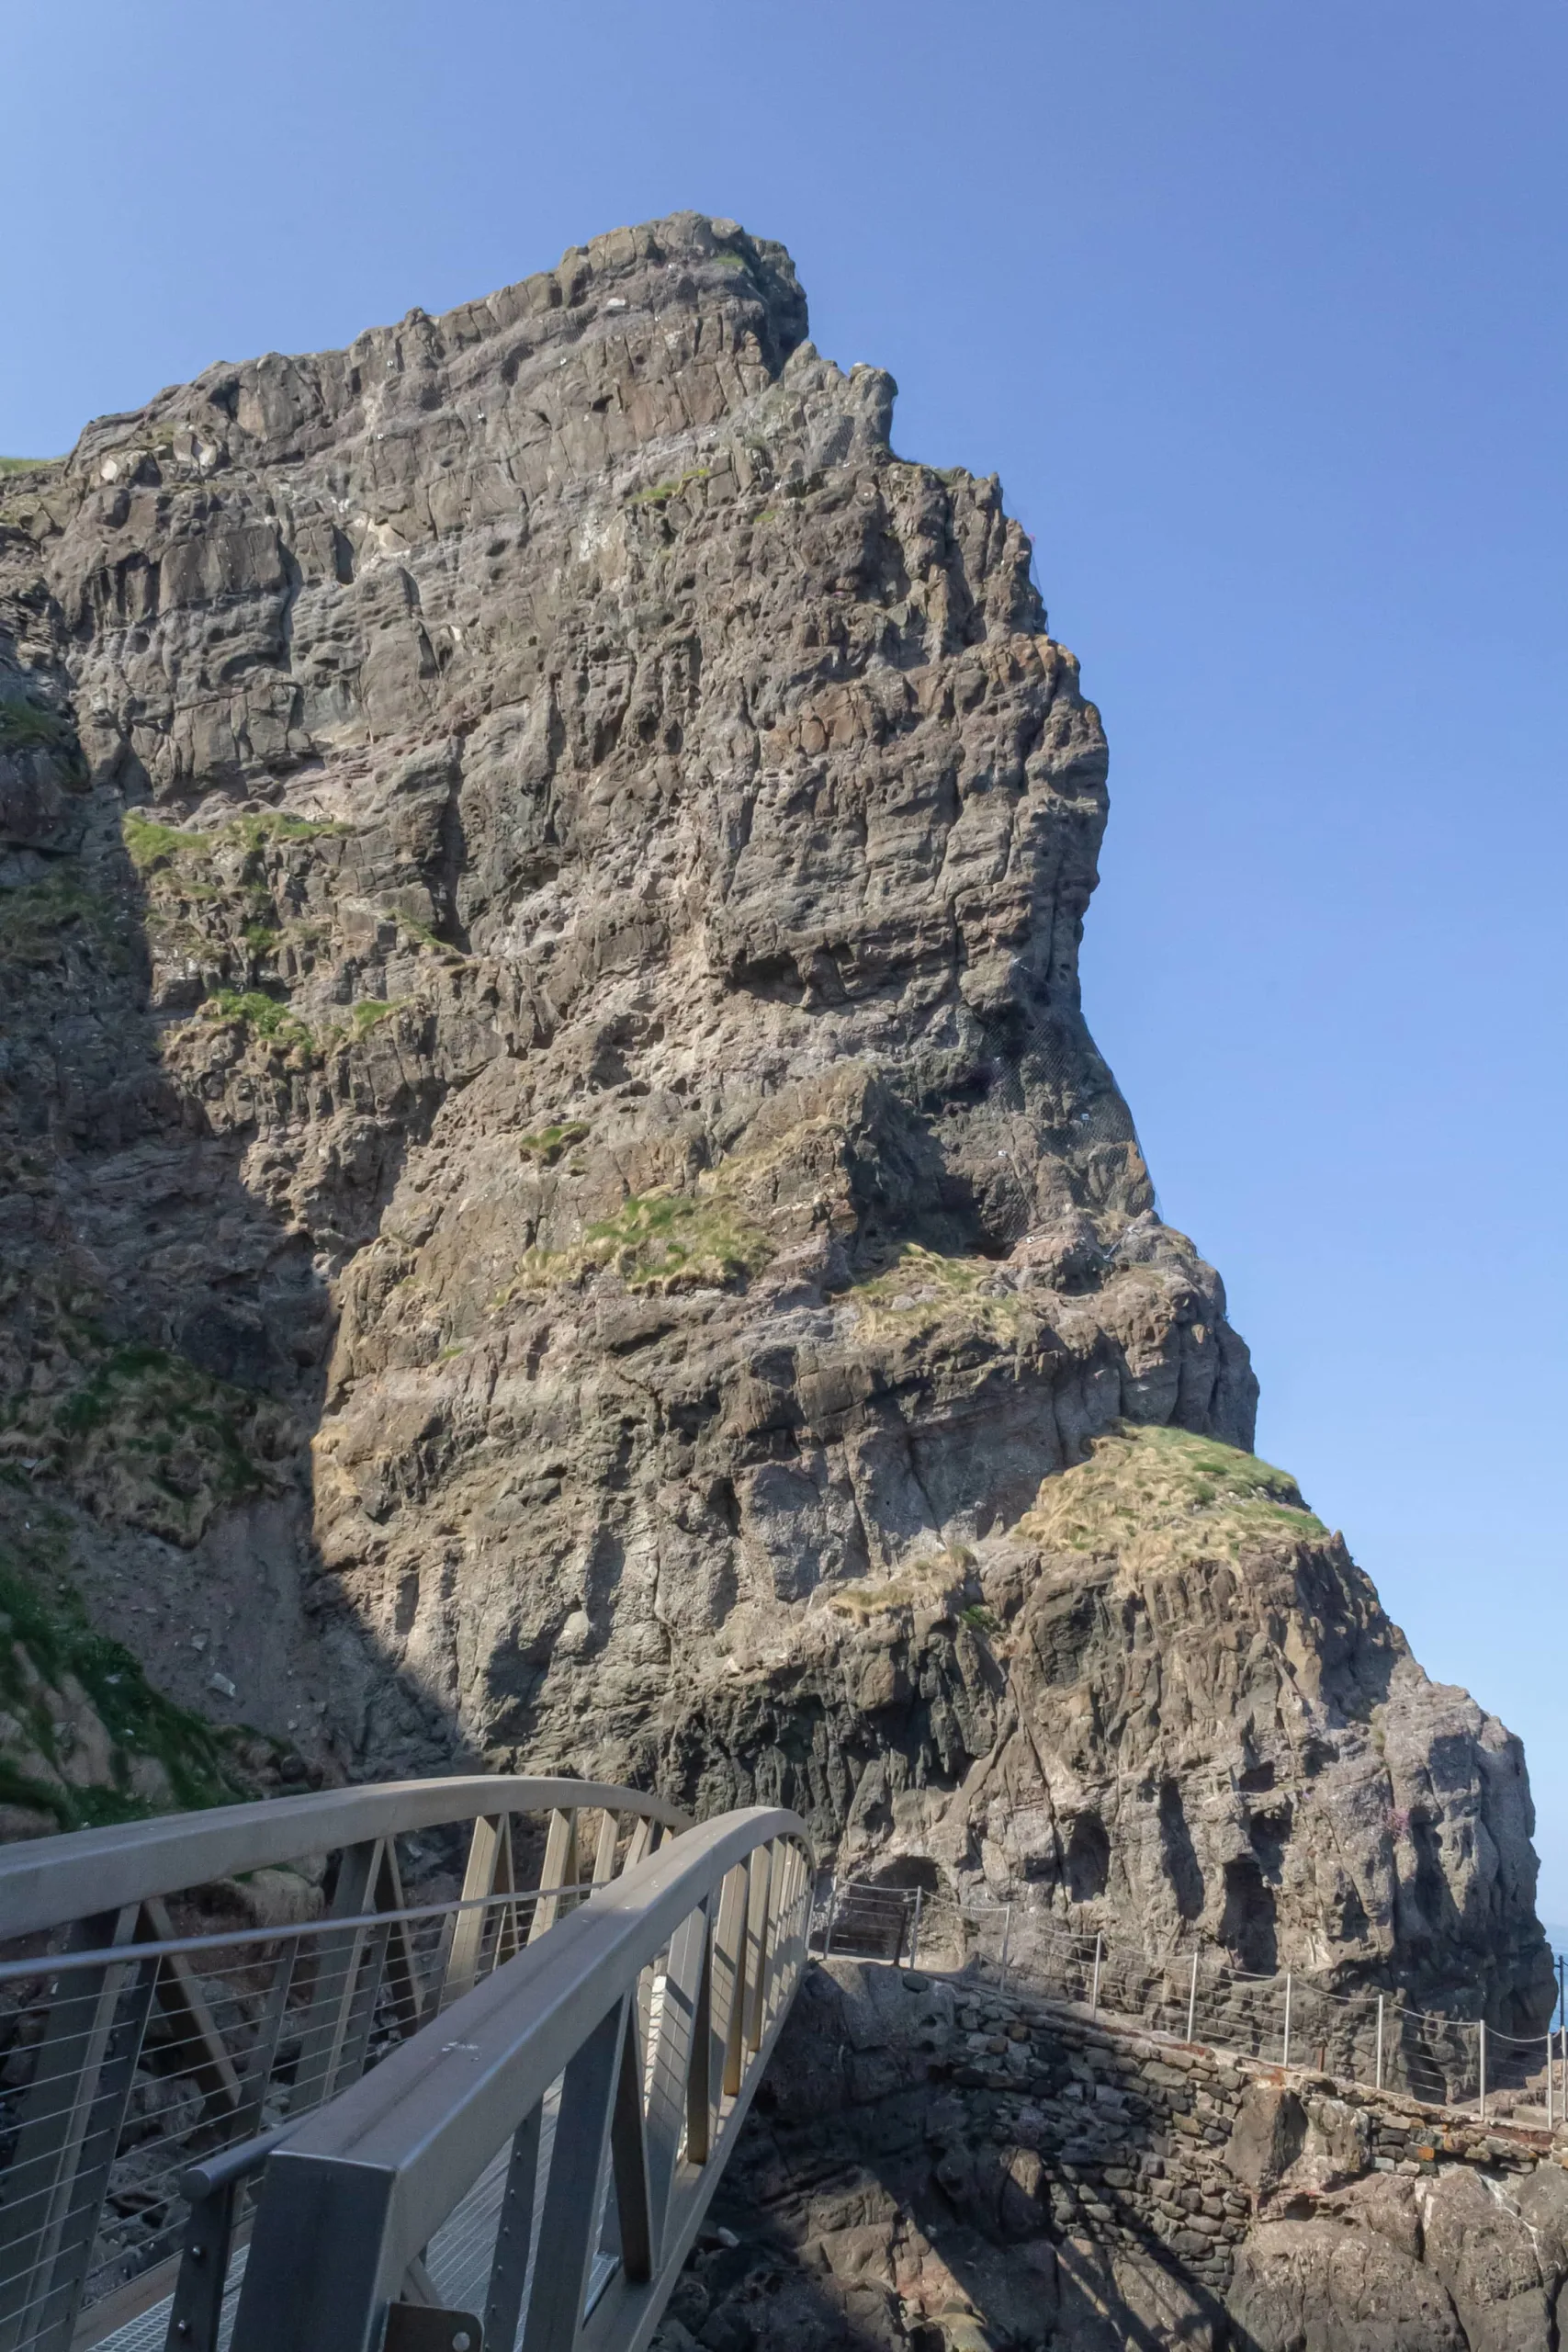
[
  {"left": 230, "top": 1804, "right": 811, "bottom": 2352},
  {"left": 0, "top": 1780, "right": 693, "bottom": 2352},
  {"left": 0, "top": 1780, "right": 690, "bottom": 1946}
]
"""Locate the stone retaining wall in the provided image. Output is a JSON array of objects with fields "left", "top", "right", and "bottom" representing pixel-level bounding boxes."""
[{"left": 671, "top": 1960, "right": 1568, "bottom": 2352}]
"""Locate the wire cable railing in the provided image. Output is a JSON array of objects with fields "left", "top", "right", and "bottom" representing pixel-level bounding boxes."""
[
  {"left": 229, "top": 1809, "right": 814, "bottom": 2352},
  {"left": 810, "top": 1876, "right": 1565, "bottom": 2129},
  {"left": 0, "top": 1779, "right": 689, "bottom": 2352}
]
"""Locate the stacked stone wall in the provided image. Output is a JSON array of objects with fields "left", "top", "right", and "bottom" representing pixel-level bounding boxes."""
[{"left": 678, "top": 1960, "right": 1568, "bottom": 2352}]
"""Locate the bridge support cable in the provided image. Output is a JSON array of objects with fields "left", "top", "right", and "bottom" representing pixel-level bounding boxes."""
[
  {"left": 0, "top": 1781, "right": 690, "bottom": 2352},
  {"left": 226, "top": 1806, "right": 812, "bottom": 2352}
]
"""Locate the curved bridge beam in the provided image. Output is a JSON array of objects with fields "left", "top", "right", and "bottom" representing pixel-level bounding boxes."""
[
  {"left": 231, "top": 1806, "right": 812, "bottom": 2352},
  {"left": 0, "top": 1781, "right": 694, "bottom": 2352},
  {"left": 0, "top": 1778, "right": 690, "bottom": 1944}
]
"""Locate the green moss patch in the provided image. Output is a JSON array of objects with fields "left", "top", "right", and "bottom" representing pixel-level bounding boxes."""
[
  {"left": 517, "top": 1120, "right": 590, "bottom": 1166},
  {"left": 226, "top": 811, "right": 351, "bottom": 849},
  {"left": 628, "top": 467, "right": 710, "bottom": 506},
  {"left": 0, "top": 1511, "right": 257, "bottom": 1832},
  {"left": 6, "top": 1342, "right": 293, "bottom": 1549},
  {"left": 123, "top": 813, "right": 211, "bottom": 873},
  {"left": 846, "top": 1244, "right": 1024, "bottom": 1344},
  {"left": 1022, "top": 1423, "right": 1327, "bottom": 1572},
  {"left": 350, "top": 998, "right": 400, "bottom": 1037},
  {"left": 827, "top": 1548, "right": 974, "bottom": 1623},
  {"left": 0, "top": 695, "right": 76, "bottom": 757},
  {"left": 202, "top": 989, "right": 315, "bottom": 1057},
  {"left": 124, "top": 808, "right": 349, "bottom": 878},
  {"left": 511, "top": 1183, "right": 773, "bottom": 1298},
  {"left": 0, "top": 876, "right": 125, "bottom": 969}
]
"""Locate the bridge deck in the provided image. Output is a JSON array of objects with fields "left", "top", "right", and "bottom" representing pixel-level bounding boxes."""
[{"left": 85, "top": 2080, "right": 603, "bottom": 2352}]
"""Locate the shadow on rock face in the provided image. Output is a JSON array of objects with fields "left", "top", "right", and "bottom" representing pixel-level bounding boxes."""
[
  {"left": 0, "top": 560, "right": 465, "bottom": 1795},
  {"left": 0, "top": 209, "right": 1551, "bottom": 2050},
  {"left": 696, "top": 1962, "right": 1568, "bottom": 2352}
]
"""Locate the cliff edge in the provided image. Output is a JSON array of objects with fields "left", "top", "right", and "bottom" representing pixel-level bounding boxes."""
[{"left": 0, "top": 210, "right": 1548, "bottom": 2023}]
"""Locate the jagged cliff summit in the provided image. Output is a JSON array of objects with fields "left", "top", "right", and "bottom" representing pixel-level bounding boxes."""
[{"left": 0, "top": 210, "right": 1550, "bottom": 2022}]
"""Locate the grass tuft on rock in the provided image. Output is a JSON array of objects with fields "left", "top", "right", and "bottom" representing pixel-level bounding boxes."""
[
  {"left": 1021, "top": 1423, "right": 1327, "bottom": 1572},
  {"left": 847, "top": 1244, "right": 1024, "bottom": 1343},
  {"left": 0, "top": 695, "right": 77, "bottom": 756},
  {"left": 123, "top": 813, "right": 210, "bottom": 872},
  {"left": 202, "top": 989, "right": 316, "bottom": 1057},
  {"left": 0, "top": 876, "right": 127, "bottom": 969},
  {"left": 226, "top": 811, "right": 351, "bottom": 849},
  {"left": 350, "top": 998, "right": 400, "bottom": 1037},
  {"left": 517, "top": 1120, "right": 590, "bottom": 1166},
  {"left": 511, "top": 1184, "right": 773, "bottom": 1298},
  {"left": 4, "top": 1341, "right": 293, "bottom": 1550}
]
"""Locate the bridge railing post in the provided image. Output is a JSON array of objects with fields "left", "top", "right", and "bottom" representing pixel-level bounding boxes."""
[
  {"left": 529, "top": 1809, "right": 581, "bottom": 1943},
  {"left": 445, "top": 1815, "right": 517, "bottom": 2007},
  {"left": 592, "top": 1807, "right": 622, "bottom": 1886},
  {"left": 743, "top": 1845, "right": 773, "bottom": 2055},
  {"left": 712, "top": 1861, "right": 750, "bottom": 2108},
  {"left": 225, "top": 1811, "right": 810, "bottom": 2352},
  {"left": 0, "top": 1774, "right": 694, "bottom": 2352},
  {"left": 645, "top": 1900, "right": 710, "bottom": 2233},
  {"left": 481, "top": 2102, "right": 543, "bottom": 2352},
  {"left": 0, "top": 1923, "right": 159, "bottom": 2352}
]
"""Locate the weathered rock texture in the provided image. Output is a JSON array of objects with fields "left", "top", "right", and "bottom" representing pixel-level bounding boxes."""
[
  {"left": 696, "top": 1959, "right": 1568, "bottom": 2352},
  {"left": 0, "top": 210, "right": 1548, "bottom": 2019}
]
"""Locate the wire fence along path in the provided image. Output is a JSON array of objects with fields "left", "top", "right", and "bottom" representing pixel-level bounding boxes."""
[{"left": 813, "top": 1879, "right": 1565, "bottom": 2131}]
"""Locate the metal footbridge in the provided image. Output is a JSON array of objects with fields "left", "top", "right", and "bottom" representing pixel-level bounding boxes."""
[{"left": 0, "top": 1778, "right": 811, "bottom": 2352}]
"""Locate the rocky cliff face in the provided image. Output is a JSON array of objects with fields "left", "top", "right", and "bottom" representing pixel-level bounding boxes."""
[{"left": 0, "top": 210, "right": 1548, "bottom": 2019}]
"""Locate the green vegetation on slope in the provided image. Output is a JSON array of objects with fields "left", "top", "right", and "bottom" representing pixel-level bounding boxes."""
[
  {"left": 510, "top": 1183, "right": 773, "bottom": 1297},
  {"left": 123, "top": 808, "right": 350, "bottom": 876},
  {"left": 517, "top": 1120, "right": 590, "bottom": 1165},
  {"left": 0, "top": 1507, "right": 256, "bottom": 1831},
  {"left": 847, "top": 1243, "right": 1025, "bottom": 1344},
  {"left": 1022, "top": 1423, "right": 1327, "bottom": 1571},
  {"left": 0, "top": 695, "right": 77, "bottom": 756},
  {"left": 4, "top": 1340, "right": 292, "bottom": 1550},
  {"left": 202, "top": 989, "right": 316, "bottom": 1057},
  {"left": 0, "top": 876, "right": 128, "bottom": 970},
  {"left": 122, "top": 813, "right": 209, "bottom": 872}
]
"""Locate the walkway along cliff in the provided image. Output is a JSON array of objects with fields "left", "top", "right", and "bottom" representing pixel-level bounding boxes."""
[{"left": 0, "top": 210, "right": 1550, "bottom": 2033}]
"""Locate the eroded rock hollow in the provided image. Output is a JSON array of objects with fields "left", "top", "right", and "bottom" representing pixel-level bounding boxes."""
[{"left": 0, "top": 210, "right": 1548, "bottom": 2023}]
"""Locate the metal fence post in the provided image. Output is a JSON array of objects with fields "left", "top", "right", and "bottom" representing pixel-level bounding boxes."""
[
  {"left": 1090, "top": 1933, "right": 1103, "bottom": 2018},
  {"left": 998, "top": 1904, "right": 1012, "bottom": 1991},
  {"left": 908, "top": 1887, "right": 924, "bottom": 1970},
  {"left": 1478, "top": 2020, "right": 1487, "bottom": 2122},
  {"left": 0, "top": 1904, "right": 157, "bottom": 2352},
  {"left": 1375, "top": 1995, "right": 1384, "bottom": 2092},
  {"left": 1186, "top": 1951, "right": 1199, "bottom": 2044},
  {"left": 1281, "top": 1972, "right": 1293, "bottom": 2071},
  {"left": 517, "top": 1995, "right": 636, "bottom": 2352},
  {"left": 1549, "top": 2030, "right": 1555, "bottom": 2132}
]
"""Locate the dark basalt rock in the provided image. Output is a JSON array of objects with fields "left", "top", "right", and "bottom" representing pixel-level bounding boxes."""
[{"left": 0, "top": 213, "right": 1549, "bottom": 2034}]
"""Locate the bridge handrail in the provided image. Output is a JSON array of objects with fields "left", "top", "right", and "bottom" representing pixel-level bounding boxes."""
[
  {"left": 0, "top": 1776, "right": 690, "bottom": 1943},
  {"left": 0, "top": 1781, "right": 693, "bottom": 2352},
  {"left": 231, "top": 1804, "right": 812, "bottom": 2352}
]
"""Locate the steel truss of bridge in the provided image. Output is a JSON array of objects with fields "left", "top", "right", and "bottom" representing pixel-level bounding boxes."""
[{"left": 0, "top": 1777, "right": 811, "bottom": 2352}]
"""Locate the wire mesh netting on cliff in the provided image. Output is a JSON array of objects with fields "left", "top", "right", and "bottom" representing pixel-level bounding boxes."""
[{"left": 810, "top": 1877, "right": 1562, "bottom": 2129}]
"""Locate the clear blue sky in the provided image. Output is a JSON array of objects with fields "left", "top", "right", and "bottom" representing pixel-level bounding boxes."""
[{"left": 7, "top": 3, "right": 1566, "bottom": 1915}]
